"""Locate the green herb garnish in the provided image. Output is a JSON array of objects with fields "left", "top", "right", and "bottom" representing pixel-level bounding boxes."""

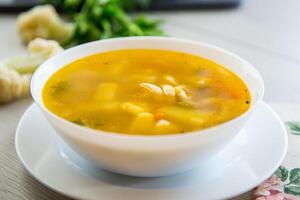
[
  {"left": 72, "top": 118, "right": 85, "bottom": 126},
  {"left": 50, "top": 81, "right": 69, "bottom": 96},
  {"left": 44, "top": 0, "right": 165, "bottom": 47}
]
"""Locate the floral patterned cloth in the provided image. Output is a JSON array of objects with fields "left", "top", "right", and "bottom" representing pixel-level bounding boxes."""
[
  {"left": 254, "top": 173, "right": 300, "bottom": 200},
  {"left": 252, "top": 103, "right": 300, "bottom": 200}
]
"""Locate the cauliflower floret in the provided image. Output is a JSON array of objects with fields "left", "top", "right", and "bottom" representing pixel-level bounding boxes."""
[
  {"left": 0, "top": 67, "right": 31, "bottom": 104},
  {"left": 4, "top": 38, "right": 63, "bottom": 74},
  {"left": 28, "top": 37, "right": 63, "bottom": 57},
  {"left": 0, "top": 39, "right": 63, "bottom": 103},
  {"left": 17, "top": 5, "right": 73, "bottom": 44}
]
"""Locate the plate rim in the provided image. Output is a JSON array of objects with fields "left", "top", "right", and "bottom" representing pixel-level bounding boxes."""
[
  {"left": 225, "top": 101, "right": 288, "bottom": 199},
  {"left": 15, "top": 101, "right": 288, "bottom": 200}
]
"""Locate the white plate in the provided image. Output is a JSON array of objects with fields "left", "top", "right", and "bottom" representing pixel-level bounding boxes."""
[{"left": 15, "top": 102, "right": 287, "bottom": 200}]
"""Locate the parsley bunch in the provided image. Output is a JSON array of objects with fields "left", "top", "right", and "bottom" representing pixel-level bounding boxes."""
[{"left": 45, "top": 0, "right": 165, "bottom": 47}]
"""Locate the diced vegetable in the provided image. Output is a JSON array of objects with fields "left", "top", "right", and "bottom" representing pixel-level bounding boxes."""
[
  {"left": 97, "top": 102, "right": 120, "bottom": 112},
  {"left": 159, "top": 106, "right": 211, "bottom": 126},
  {"left": 121, "top": 102, "right": 148, "bottom": 115},
  {"left": 94, "top": 83, "right": 118, "bottom": 102},
  {"left": 154, "top": 111, "right": 165, "bottom": 120},
  {"left": 130, "top": 112, "right": 154, "bottom": 133},
  {"left": 178, "top": 97, "right": 219, "bottom": 110},
  {"left": 77, "top": 102, "right": 120, "bottom": 112}
]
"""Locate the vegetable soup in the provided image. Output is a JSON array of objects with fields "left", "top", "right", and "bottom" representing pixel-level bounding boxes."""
[{"left": 42, "top": 49, "right": 251, "bottom": 135}]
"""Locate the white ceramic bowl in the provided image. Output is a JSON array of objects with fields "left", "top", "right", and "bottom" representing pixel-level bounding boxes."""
[{"left": 31, "top": 37, "right": 264, "bottom": 177}]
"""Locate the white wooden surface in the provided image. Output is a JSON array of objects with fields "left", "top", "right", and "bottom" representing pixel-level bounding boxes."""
[{"left": 0, "top": 0, "right": 299, "bottom": 199}]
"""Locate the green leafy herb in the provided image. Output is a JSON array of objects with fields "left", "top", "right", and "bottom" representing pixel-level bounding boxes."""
[
  {"left": 72, "top": 118, "right": 85, "bottom": 126},
  {"left": 286, "top": 121, "right": 300, "bottom": 135},
  {"left": 284, "top": 185, "right": 300, "bottom": 196},
  {"left": 275, "top": 166, "right": 289, "bottom": 182},
  {"left": 44, "top": 0, "right": 165, "bottom": 47},
  {"left": 50, "top": 81, "right": 69, "bottom": 96}
]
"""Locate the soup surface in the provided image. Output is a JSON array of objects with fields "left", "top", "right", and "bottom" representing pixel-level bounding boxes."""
[{"left": 43, "top": 49, "right": 251, "bottom": 135}]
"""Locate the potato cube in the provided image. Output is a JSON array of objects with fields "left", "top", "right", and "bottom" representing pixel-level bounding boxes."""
[
  {"left": 159, "top": 106, "right": 211, "bottom": 126},
  {"left": 94, "top": 83, "right": 118, "bottom": 102},
  {"left": 77, "top": 102, "right": 120, "bottom": 112},
  {"left": 97, "top": 102, "right": 120, "bottom": 112},
  {"left": 121, "top": 102, "right": 148, "bottom": 115},
  {"left": 130, "top": 112, "right": 154, "bottom": 133}
]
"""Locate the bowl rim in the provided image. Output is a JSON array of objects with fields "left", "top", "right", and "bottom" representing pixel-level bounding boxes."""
[{"left": 31, "top": 36, "right": 265, "bottom": 140}]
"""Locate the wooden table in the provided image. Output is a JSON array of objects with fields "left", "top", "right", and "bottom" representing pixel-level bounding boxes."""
[{"left": 0, "top": 0, "right": 299, "bottom": 199}]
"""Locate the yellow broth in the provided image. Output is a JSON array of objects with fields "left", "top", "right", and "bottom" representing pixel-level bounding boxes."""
[{"left": 42, "top": 49, "right": 251, "bottom": 135}]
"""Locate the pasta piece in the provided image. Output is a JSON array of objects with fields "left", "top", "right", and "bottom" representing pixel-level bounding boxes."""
[
  {"left": 162, "top": 84, "right": 175, "bottom": 96},
  {"left": 163, "top": 75, "right": 177, "bottom": 85},
  {"left": 121, "top": 102, "right": 147, "bottom": 115},
  {"left": 155, "top": 119, "right": 179, "bottom": 134},
  {"left": 174, "top": 86, "right": 191, "bottom": 101},
  {"left": 130, "top": 112, "right": 154, "bottom": 133},
  {"left": 94, "top": 83, "right": 118, "bottom": 102},
  {"left": 139, "top": 83, "right": 162, "bottom": 95}
]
